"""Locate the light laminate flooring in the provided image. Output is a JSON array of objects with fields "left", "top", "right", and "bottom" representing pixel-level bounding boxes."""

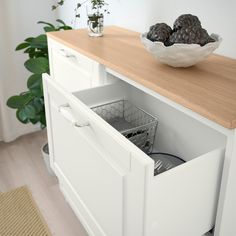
[{"left": 0, "top": 130, "right": 88, "bottom": 236}]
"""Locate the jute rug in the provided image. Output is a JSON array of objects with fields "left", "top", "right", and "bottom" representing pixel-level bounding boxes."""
[{"left": 0, "top": 186, "right": 52, "bottom": 236}]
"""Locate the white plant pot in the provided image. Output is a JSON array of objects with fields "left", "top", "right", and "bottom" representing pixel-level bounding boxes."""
[{"left": 41, "top": 143, "right": 55, "bottom": 176}]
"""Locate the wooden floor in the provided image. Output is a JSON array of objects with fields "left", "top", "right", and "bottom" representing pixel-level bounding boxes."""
[{"left": 0, "top": 131, "right": 88, "bottom": 236}]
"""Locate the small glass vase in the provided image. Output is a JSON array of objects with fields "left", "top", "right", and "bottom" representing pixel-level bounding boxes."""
[{"left": 87, "top": 13, "right": 104, "bottom": 37}]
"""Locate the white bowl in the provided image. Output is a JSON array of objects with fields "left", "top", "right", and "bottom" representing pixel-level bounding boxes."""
[{"left": 141, "top": 33, "right": 222, "bottom": 67}]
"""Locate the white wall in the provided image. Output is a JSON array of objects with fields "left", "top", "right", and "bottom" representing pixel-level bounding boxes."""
[
  {"left": 57, "top": 0, "right": 236, "bottom": 59},
  {"left": 0, "top": 0, "right": 56, "bottom": 141}
]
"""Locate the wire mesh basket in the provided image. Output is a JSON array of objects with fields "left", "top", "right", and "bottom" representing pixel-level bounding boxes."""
[{"left": 91, "top": 100, "right": 158, "bottom": 154}]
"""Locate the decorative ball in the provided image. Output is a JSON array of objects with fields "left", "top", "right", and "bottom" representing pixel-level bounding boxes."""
[
  {"left": 169, "top": 26, "right": 215, "bottom": 46},
  {"left": 147, "top": 23, "right": 172, "bottom": 43},
  {"left": 173, "top": 14, "right": 202, "bottom": 31}
]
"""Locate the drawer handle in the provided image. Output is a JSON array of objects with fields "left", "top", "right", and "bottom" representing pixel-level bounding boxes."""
[
  {"left": 59, "top": 49, "right": 76, "bottom": 59},
  {"left": 58, "top": 103, "right": 89, "bottom": 128}
]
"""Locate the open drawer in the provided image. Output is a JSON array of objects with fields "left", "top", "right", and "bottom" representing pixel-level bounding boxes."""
[{"left": 43, "top": 74, "right": 226, "bottom": 236}]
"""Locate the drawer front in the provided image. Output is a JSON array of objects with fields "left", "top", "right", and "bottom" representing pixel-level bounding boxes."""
[
  {"left": 51, "top": 103, "right": 124, "bottom": 236},
  {"left": 50, "top": 48, "right": 93, "bottom": 92},
  {"left": 146, "top": 148, "right": 224, "bottom": 236},
  {"left": 43, "top": 75, "right": 140, "bottom": 236}
]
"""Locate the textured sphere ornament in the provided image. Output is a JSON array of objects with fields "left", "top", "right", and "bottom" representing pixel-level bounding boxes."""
[
  {"left": 173, "top": 14, "right": 202, "bottom": 31},
  {"left": 169, "top": 26, "right": 215, "bottom": 46},
  {"left": 141, "top": 33, "right": 222, "bottom": 68},
  {"left": 147, "top": 23, "right": 172, "bottom": 43}
]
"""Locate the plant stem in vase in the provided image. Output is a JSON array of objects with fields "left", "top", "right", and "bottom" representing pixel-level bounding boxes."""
[
  {"left": 52, "top": 0, "right": 109, "bottom": 37},
  {"left": 87, "top": 13, "right": 104, "bottom": 37}
]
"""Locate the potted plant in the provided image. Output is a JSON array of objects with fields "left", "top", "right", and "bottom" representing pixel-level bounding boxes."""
[
  {"left": 52, "top": 0, "right": 110, "bottom": 37},
  {"left": 7, "top": 20, "right": 72, "bottom": 175}
]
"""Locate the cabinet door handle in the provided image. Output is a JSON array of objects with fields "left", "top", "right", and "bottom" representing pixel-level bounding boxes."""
[
  {"left": 59, "top": 49, "right": 76, "bottom": 59},
  {"left": 58, "top": 103, "right": 89, "bottom": 128}
]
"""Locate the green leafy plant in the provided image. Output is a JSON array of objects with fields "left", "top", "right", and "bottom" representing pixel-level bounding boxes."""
[
  {"left": 7, "top": 20, "right": 72, "bottom": 129},
  {"left": 52, "top": 0, "right": 109, "bottom": 29}
]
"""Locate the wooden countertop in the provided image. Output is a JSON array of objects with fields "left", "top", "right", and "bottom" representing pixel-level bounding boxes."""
[{"left": 48, "top": 26, "right": 236, "bottom": 129}]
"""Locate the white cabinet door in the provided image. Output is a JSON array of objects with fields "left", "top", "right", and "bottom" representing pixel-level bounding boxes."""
[
  {"left": 50, "top": 46, "right": 93, "bottom": 92},
  {"left": 43, "top": 75, "right": 134, "bottom": 236},
  {"left": 52, "top": 105, "right": 124, "bottom": 236}
]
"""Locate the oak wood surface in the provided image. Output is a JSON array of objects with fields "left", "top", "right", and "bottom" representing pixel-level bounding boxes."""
[{"left": 48, "top": 26, "right": 236, "bottom": 129}]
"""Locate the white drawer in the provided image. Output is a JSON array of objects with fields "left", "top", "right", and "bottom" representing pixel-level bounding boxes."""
[
  {"left": 43, "top": 74, "right": 226, "bottom": 236},
  {"left": 49, "top": 40, "right": 94, "bottom": 92}
]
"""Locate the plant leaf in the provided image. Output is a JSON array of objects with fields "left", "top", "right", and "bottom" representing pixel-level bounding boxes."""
[
  {"left": 16, "top": 109, "right": 29, "bottom": 124},
  {"left": 58, "top": 25, "right": 72, "bottom": 30},
  {"left": 56, "top": 19, "right": 66, "bottom": 26},
  {"left": 15, "top": 42, "right": 30, "bottom": 51},
  {"left": 7, "top": 93, "right": 32, "bottom": 109},
  {"left": 24, "top": 48, "right": 34, "bottom": 54},
  {"left": 27, "top": 74, "right": 42, "bottom": 90},
  {"left": 30, "top": 34, "right": 48, "bottom": 49},
  {"left": 29, "top": 117, "right": 40, "bottom": 124},
  {"left": 44, "top": 26, "right": 55, "bottom": 32},
  {"left": 58, "top": 0, "right": 65, "bottom": 6},
  {"left": 23, "top": 104, "right": 36, "bottom": 119},
  {"left": 52, "top": 5, "right": 57, "bottom": 10},
  {"left": 27, "top": 74, "right": 43, "bottom": 97},
  {"left": 40, "top": 111, "right": 46, "bottom": 127},
  {"left": 37, "top": 21, "right": 54, "bottom": 28},
  {"left": 32, "top": 98, "right": 44, "bottom": 113},
  {"left": 33, "top": 52, "right": 47, "bottom": 58},
  {"left": 24, "top": 57, "right": 49, "bottom": 74},
  {"left": 29, "top": 53, "right": 35, "bottom": 59},
  {"left": 31, "top": 87, "right": 44, "bottom": 97},
  {"left": 25, "top": 37, "right": 34, "bottom": 43}
]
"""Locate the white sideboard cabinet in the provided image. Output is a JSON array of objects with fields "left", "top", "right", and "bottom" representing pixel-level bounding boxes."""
[{"left": 44, "top": 27, "right": 236, "bottom": 236}]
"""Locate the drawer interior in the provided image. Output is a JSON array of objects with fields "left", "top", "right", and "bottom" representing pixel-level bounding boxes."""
[
  {"left": 73, "top": 79, "right": 226, "bottom": 235},
  {"left": 74, "top": 80, "right": 227, "bottom": 164}
]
